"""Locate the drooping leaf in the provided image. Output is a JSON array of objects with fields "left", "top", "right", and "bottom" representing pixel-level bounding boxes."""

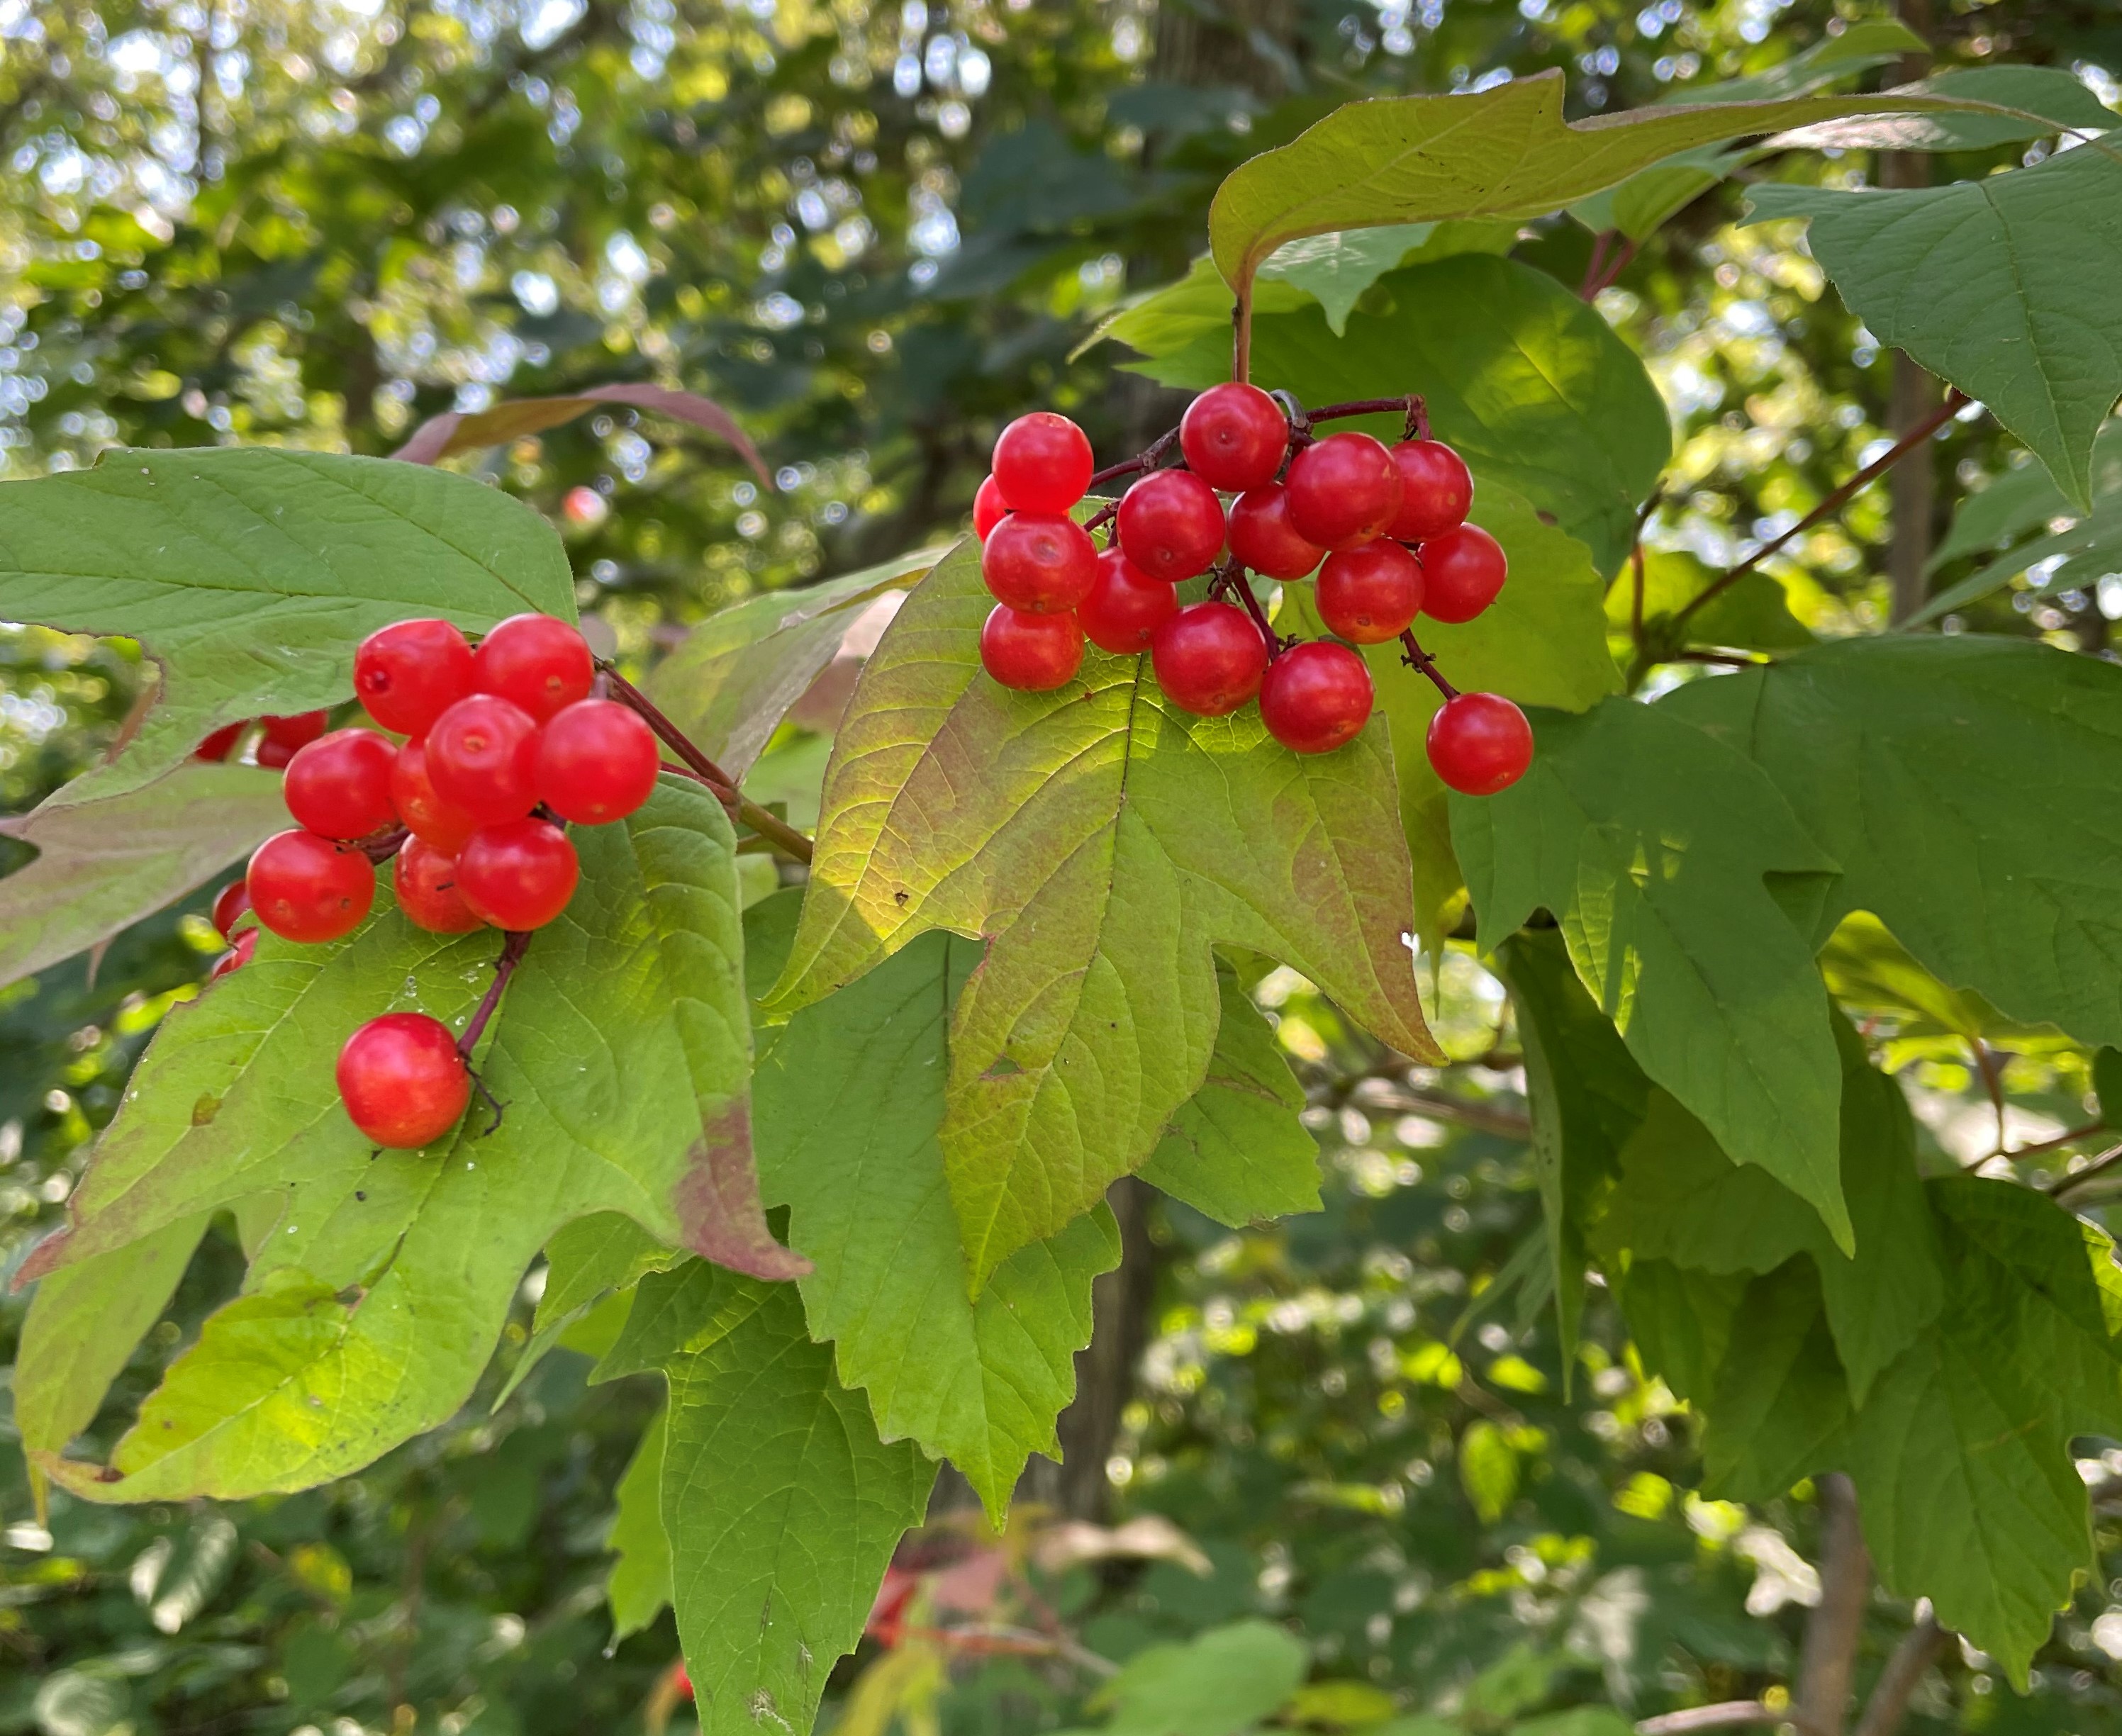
[
  {"left": 1253, "top": 219, "right": 1519, "bottom": 334},
  {"left": 1926, "top": 450, "right": 2079, "bottom": 575},
  {"left": 1612, "top": 1260, "right": 1747, "bottom": 1407},
  {"left": 1696, "top": 1260, "right": 1852, "bottom": 1504},
  {"left": 766, "top": 541, "right": 1435, "bottom": 1292},
  {"left": 605, "top": 1404, "right": 674, "bottom": 1642},
  {"left": 1085, "top": 1619, "right": 1308, "bottom": 1736},
  {"left": 391, "top": 381, "right": 770, "bottom": 483},
  {"left": 1604, "top": 549, "right": 1814, "bottom": 662},
  {"left": 1768, "top": 66, "right": 2119, "bottom": 154}
]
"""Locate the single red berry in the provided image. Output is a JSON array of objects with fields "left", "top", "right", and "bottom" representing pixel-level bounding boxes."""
[
  {"left": 973, "top": 474, "right": 1010, "bottom": 542},
  {"left": 1227, "top": 485, "right": 1325, "bottom": 581},
  {"left": 1317, "top": 542, "right": 1425, "bottom": 644},
  {"left": 354, "top": 618, "right": 474, "bottom": 735},
  {"left": 992, "top": 412, "right": 1094, "bottom": 514},
  {"left": 1151, "top": 603, "right": 1269, "bottom": 717},
  {"left": 1117, "top": 469, "right": 1226, "bottom": 583},
  {"left": 537, "top": 698, "right": 661, "bottom": 824},
  {"left": 1419, "top": 524, "right": 1508, "bottom": 623},
  {"left": 1427, "top": 692, "right": 1533, "bottom": 795},
  {"left": 337, "top": 1013, "right": 471, "bottom": 1150},
  {"left": 1078, "top": 548, "right": 1178, "bottom": 655},
  {"left": 211, "top": 879, "right": 253, "bottom": 940},
  {"left": 1285, "top": 432, "right": 1402, "bottom": 551},
  {"left": 674, "top": 1667, "right": 693, "bottom": 1701},
  {"left": 283, "top": 728, "right": 400, "bottom": 839},
  {"left": 980, "top": 604, "right": 1084, "bottom": 691},
  {"left": 982, "top": 513, "right": 1099, "bottom": 613},
  {"left": 255, "top": 739, "right": 297, "bottom": 770},
  {"left": 425, "top": 695, "right": 542, "bottom": 827},
  {"left": 247, "top": 829, "right": 376, "bottom": 943},
  {"left": 1261, "top": 642, "right": 1375, "bottom": 755},
  {"left": 259, "top": 711, "right": 329, "bottom": 753},
  {"left": 393, "top": 837, "right": 486, "bottom": 934},
  {"left": 1179, "top": 383, "right": 1289, "bottom": 493},
  {"left": 194, "top": 722, "right": 246, "bottom": 763},
  {"left": 472, "top": 613, "right": 594, "bottom": 722},
  {"left": 1386, "top": 439, "right": 1475, "bottom": 543},
  {"left": 457, "top": 819, "right": 581, "bottom": 931},
  {"left": 208, "top": 924, "right": 259, "bottom": 982},
  {"left": 389, "top": 739, "right": 480, "bottom": 853}
]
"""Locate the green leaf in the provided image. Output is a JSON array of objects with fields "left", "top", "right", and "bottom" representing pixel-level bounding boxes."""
[
  {"left": 1612, "top": 1260, "right": 1746, "bottom": 1407},
  {"left": 1089, "top": 1619, "right": 1308, "bottom": 1736},
  {"left": 493, "top": 1213, "right": 683, "bottom": 1410},
  {"left": 0, "top": 763, "right": 287, "bottom": 992},
  {"left": 1458, "top": 1419, "right": 1519, "bottom": 1524},
  {"left": 1253, "top": 219, "right": 1519, "bottom": 334},
  {"left": 1926, "top": 452, "right": 2077, "bottom": 576},
  {"left": 1604, "top": 549, "right": 1814, "bottom": 659},
  {"left": 1746, "top": 143, "right": 2122, "bottom": 510},
  {"left": 392, "top": 381, "right": 769, "bottom": 484},
  {"left": 1820, "top": 911, "right": 2067, "bottom": 1075},
  {"left": 766, "top": 541, "right": 1436, "bottom": 1292},
  {"left": 1768, "top": 66, "right": 2119, "bottom": 153},
  {"left": 1677, "top": 19, "right": 1929, "bottom": 105},
  {"left": 605, "top": 1404, "right": 673, "bottom": 1642},
  {"left": 1697, "top": 1261, "right": 1852, "bottom": 1503},
  {"left": 1085, "top": 256, "right": 1311, "bottom": 371},
  {"left": 0, "top": 449, "right": 576, "bottom": 800},
  {"left": 1453, "top": 698, "right": 1849, "bottom": 1245}
]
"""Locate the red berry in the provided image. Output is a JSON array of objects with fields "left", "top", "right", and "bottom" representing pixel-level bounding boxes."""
[
  {"left": 425, "top": 695, "right": 541, "bottom": 827},
  {"left": 980, "top": 604, "right": 1084, "bottom": 692},
  {"left": 1179, "top": 383, "right": 1289, "bottom": 493},
  {"left": 1117, "top": 469, "right": 1226, "bottom": 583},
  {"left": 472, "top": 613, "right": 594, "bottom": 722},
  {"left": 259, "top": 712, "right": 328, "bottom": 753},
  {"left": 354, "top": 619, "right": 474, "bottom": 736},
  {"left": 1151, "top": 603, "right": 1269, "bottom": 717},
  {"left": 1316, "top": 542, "right": 1425, "bottom": 644},
  {"left": 457, "top": 819, "right": 581, "bottom": 931},
  {"left": 982, "top": 513, "right": 1099, "bottom": 613},
  {"left": 1227, "top": 485, "right": 1325, "bottom": 581},
  {"left": 283, "top": 728, "right": 399, "bottom": 839},
  {"left": 393, "top": 837, "right": 486, "bottom": 934},
  {"left": 1284, "top": 433, "right": 1402, "bottom": 551},
  {"left": 537, "top": 698, "right": 661, "bottom": 824},
  {"left": 973, "top": 474, "right": 1010, "bottom": 542},
  {"left": 1078, "top": 548, "right": 1178, "bottom": 655},
  {"left": 247, "top": 829, "right": 376, "bottom": 943},
  {"left": 255, "top": 740, "right": 297, "bottom": 770},
  {"left": 389, "top": 739, "right": 480, "bottom": 853},
  {"left": 336, "top": 1013, "right": 471, "bottom": 1150},
  {"left": 1419, "top": 524, "right": 1508, "bottom": 623},
  {"left": 208, "top": 925, "right": 259, "bottom": 981},
  {"left": 1386, "top": 440, "right": 1474, "bottom": 543},
  {"left": 1260, "top": 642, "right": 1375, "bottom": 755},
  {"left": 992, "top": 412, "right": 1094, "bottom": 514},
  {"left": 195, "top": 722, "right": 245, "bottom": 763},
  {"left": 1426, "top": 692, "right": 1533, "bottom": 795},
  {"left": 211, "top": 879, "right": 253, "bottom": 940}
]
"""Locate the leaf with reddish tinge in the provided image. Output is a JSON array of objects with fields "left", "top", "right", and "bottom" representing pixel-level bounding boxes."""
[{"left": 393, "top": 382, "right": 770, "bottom": 486}]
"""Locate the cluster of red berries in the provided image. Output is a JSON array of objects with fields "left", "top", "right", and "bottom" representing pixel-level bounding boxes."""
[
  {"left": 205, "top": 612, "right": 663, "bottom": 1151},
  {"left": 970, "top": 387, "right": 1533, "bottom": 795}
]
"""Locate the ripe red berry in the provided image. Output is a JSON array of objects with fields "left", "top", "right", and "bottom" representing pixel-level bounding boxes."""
[
  {"left": 283, "top": 728, "right": 399, "bottom": 839},
  {"left": 337, "top": 1013, "right": 471, "bottom": 1150},
  {"left": 1284, "top": 432, "right": 1402, "bottom": 551},
  {"left": 1386, "top": 439, "right": 1474, "bottom": 543},
  {"left": 980, "top": 604, "right": 1084, "bottom": 692},
  {"left": 1426, "top": 692, "right": 1533, "bottom": 795},
  {"left": 260, "top": 712, "right": 328, "bottom": 753},
  {"left": 1227, "top": 485, "right": 1325, "bottom": 581},
  {"left": 1419, "top": 524, "right": 1508, "bottom": 623},
  {"left": 982, "top": 513, "right": 1099, "bottom": 613},
  {"left": 472, "top": 613, "right": 594, "bottom": 722},
  {"left": 537, "top": 698, "right": 661, "bottom": 824},
  {"left": 1078, "top": 548, "right": 1178, "bottom": 655},
  {"left": 1316, "top": 542, "right": 1425, "bottom": 644},
  {"left": 247, "top": 829, "right": 376, "bottom": 943},
  {"left": 1151, "top": 603, "right": 1269, "bottom": 717},
  {"left": 973, "top": 474, "right": 1010, "bottom": 542},
  {"left": 208, "top": 925, "right": 259, "bottom": 981},
  {"left": 211, "top": 879, "right": 253, "bottom": 940},
  {"left": 457, "top": 819, "right": 581, "bottom": 931},
  {"left": 354, "top": 618, "right": 475, "bottom": 735},
  {"left": 992, "top": 412, "right": 1094, "bottom": 514},
  {"left": 389, "top": 739, "right": 480, "bottom": 853},
  {"left": 1260, "top": 642, "right": 1375, "bottom": 755},
  {"left": 393, "top": 837, "right": 486, "bottom": 934},
  {"left": 1117, "top": 469, "right": 1226, "bottom": 583},
  {"left": 1179, "top": 383, "right": 1289, "bottom": 493},
  {"left": 195, "top": 722, "right": 245, "bottom": 763},
  {"left": 425, "top": 695, "right": 541, "bottom": 827}
]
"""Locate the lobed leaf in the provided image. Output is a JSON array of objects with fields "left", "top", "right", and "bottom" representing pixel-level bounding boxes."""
[{"left": 605, "top": 1405, "right": 674, "bottom": 1643}]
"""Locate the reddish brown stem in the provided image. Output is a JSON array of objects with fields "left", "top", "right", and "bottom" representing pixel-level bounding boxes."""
[
  {"left": 1582, "top": 235, "right": 1638, "bottom": 300},
  {"left": 1229, "top": 569, "right": 1279, "bottom": 648},
  {"left": 459, "top": 928, "right": 530, "bottom": 1133},
  {"left": 357, "top": 825, "right": 410, "bottom": 866},
  {"left": 1399, "top": 629, "right": 1458, "bottom": 699}
]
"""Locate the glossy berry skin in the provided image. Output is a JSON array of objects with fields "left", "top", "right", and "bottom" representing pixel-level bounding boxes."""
[
  {"left": 1151, "top": 603, "right": 1269, "bottom": 717},
  {"left": 337, "top": 1013, "right": 471, "bottom": 1150},
  {"left": 283, "top": 728, "right": 400, "bottom": 839},
  {"left": 354, "top": 618, "right": 474, "bottom": 735},
  {"left": 425, "top": 695, "right": 542, "bottom": 827},
  {"left": 393, "top": 837, "right": 485, "bottom": 934},
  {"left": 195, "top": 722, "right": 245, "bottom": 763},
  {"left": 980, "top": 604, "right": 1083, "bottom": 691},
  {"left": 981, "top": 512, "right": 1098, "bottom": 613},
  {"left": 472, "top": 613, "right": 594, "bottom": 722},
  {"left": 1386, "top": 439, "right": 1475, "bottom": 543},
  {"left": 211, "top": 879, "right": 253, "bottom": 940},
  {"left": 255, "top": 739, "right": 298, "bottom": 770},
  {"left": 1260, "top": 642, "right": 1375, "bottom": 755},
  {"left": 973, "top": 474, "right": 1010, "bottom": 542},
  {"left": 1117, "top": 469, "right": 1226, "bottom": 583},
  {"left": 992, "top": 412, "right": 1094, "bottom": 514},
  {"left": 1226, "top": 485, "right": 1325, "bottom": 581},
  {"left": 1316, "top": 541, "right": 1425, "bottom": 644},
  {"left": 1426, "top": 691, "right": 1533, "bottom": 795},
  {"left": 457, "top": 819, "right": 581, "bottom": 931},
  {"left": 388, "top": 739, "right": 479, "bottom": 853},
  {"left": 537, "top": 698, "right": 661, "bottom": 824},
  {"left": 1284, "top": 432, "right": 1402, "bottom": 551},
  {"left": 247, "top": 829, "right": 376, "bottom": 942},
  {"left": 1179, "top": 383, "right": 1288, "bottom": 493},
  {"left": 208, "top": 925, "right": 258, "bottom": 981},
  {"left": 1419, "top": 523, "right": 1508, "bottom": 623},
  {"left": 260, "top": 711, "right": 329, "bottom": 753},
  {"left": 1078, "top": 549, "right": 1178, "bottom": 655}
]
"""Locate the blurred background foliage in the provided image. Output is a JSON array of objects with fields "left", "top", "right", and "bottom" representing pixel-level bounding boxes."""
[{"left": 6, "top": 0, "right": 2122, "bottom": 1733}]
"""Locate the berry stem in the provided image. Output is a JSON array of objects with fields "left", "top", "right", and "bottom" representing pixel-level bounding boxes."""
[
  {"left": 1398, "top": 630, "right": 1459, "bottom": 700},
  {"left": 357, "top": 824, "right": 410, "bottom": 866},
  {"left": 1085, "top": 428, "right": 1178, "bottom": 492},
  {"left": 459, "top": 928, "right": 530, "bottom": 1133},
  {"left": 1229, "top": 569, "right": 1280, "bottom": 649}
]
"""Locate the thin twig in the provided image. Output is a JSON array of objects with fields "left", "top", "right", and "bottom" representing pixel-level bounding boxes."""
[
  {"left": 1851, "top": 1616, "right": 1948, "bottom": 1736},
  {"left": 898, "top": 1624, "right": 1119, "bottom": 1678},
  {"left": 2046, "top": 1139, "right": 2122, "bottom": 1201},
  {"left": 1356, "top": 1087, "right": 1530, "bottom": 1143},
  {"left": 2004, "top": 1119, "right": 2106, "bottom": 1161},
  {"left": 1229, "top": 569, "right": 1280, "bottom": 648},
  {"left": 1580, "top": 230, "right": 1613, "bottom": 301},
  {"left": 457, "top": 930, "right": 530, "bottom": 1132},
  {"left": 1636, "top": 1705, "right": 1785, "bottom": 1735},
  {"left": 1398, "top": 629, "right": 1458, "bottom": 700}
]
